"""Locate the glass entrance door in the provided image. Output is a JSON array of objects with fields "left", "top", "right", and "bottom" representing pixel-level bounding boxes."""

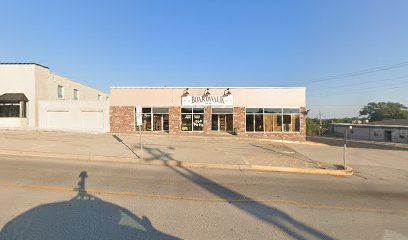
[
  {"left": 219, "top": 115, "right": 226, "bottom": 131},
  {"left": 211, "top": 114, "right": 233, "bottom": 132}
]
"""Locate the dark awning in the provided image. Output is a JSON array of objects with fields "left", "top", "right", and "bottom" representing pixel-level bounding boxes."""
[{"left": 0, "top": 93, "right": 29, "bottom": 103}]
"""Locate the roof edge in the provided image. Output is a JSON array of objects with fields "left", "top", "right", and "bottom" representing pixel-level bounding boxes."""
[
  {"left": 110, "top": 86, "right": 306, "bottom": 89},
  {"left": 0, "top": 63, "right": 49, "bottom": 69}
]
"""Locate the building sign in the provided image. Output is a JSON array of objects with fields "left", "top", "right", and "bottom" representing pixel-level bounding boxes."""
[
  {"left": 136, "top": 105, "right": 142, "bottom": 126},
  {"left": 182, "top": 95, "right": 233, "bottom": 107}
]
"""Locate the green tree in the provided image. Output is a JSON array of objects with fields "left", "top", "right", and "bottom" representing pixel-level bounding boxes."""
[
  {"left": 359, "top": 102, "right": 408, "bottom": 121},
  {"left": 306, "top": 118, "right": 320, "bottom": 136}
]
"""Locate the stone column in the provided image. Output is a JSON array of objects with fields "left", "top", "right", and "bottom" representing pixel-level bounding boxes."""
[
  {"left": 169, "top": 106, "right": 181, "bottom": 134},
  {"left": 110, "top": 106, "right": 135, "bottom": 132},
  {"left": 233, "top": 107, "right": 245, "bottom": 135},
  {"left": 204, "top": 106, "right": 212, "bottom": 134}
]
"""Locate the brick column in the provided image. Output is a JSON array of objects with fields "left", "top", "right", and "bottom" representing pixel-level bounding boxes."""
[
  {"left": 299, "top": 107, "right": 307, "bottom": 141},
  {"left": 204, "top": 106, "right": 212, "bottom": 133},
  {"left": 233, "top": 107, "right": 245, "bottom": 135},
  {"left": 169, "top": 106, "right": 181, "bottom": 134},
  {"left": 110, "top": 106, "right": 135, "bottom": 132}
]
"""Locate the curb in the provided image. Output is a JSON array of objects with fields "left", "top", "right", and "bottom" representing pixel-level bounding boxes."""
[{"left": 0, "top": 149, "right": 353, "bottom": 176}]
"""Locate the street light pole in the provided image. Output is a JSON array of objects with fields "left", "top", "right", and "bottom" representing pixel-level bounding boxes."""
[
  {"left": 343, "top": 129, "right": 347, "bottom": 169},
  {"left": 343, "top": 125, "right": 352, "bottom": 170}
]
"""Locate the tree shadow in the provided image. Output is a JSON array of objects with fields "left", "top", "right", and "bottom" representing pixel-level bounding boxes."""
[{"left": 0, "top": 171, "right": 178, "bottom": 240}]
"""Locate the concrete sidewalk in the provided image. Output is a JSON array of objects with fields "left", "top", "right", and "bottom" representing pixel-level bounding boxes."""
[{"left": 0, "top": 129, "right": 349, "bottom": 175}]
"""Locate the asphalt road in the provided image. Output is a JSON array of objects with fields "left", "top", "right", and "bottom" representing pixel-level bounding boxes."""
[{"left": 0, "top": 155, "right": 407, "bottom": 240}]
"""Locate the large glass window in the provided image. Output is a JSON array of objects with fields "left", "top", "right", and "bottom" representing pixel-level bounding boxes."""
[
  {"left": 181, "top": 108, "right": 204, "bottom": 131},
  {"left": 264, "top": 114, "right": 273, "bottom": 132},
  {"left": 246, "top": 114, "right": 254, "bottom": 132},
  {"left": 139, "top": 107, "right": 169, "bottom": 131},
  {"left": 245, "top": 108, "right": 300, "bottom": 133},
  {"left": 255, "top": 114, "right": 264, "bottom": 132},
  {"left": 0, "top": 103, "right": 21, "bottom": 117},
  {"left": 283, "top": 108, "right": 300, "bottom": 132}
]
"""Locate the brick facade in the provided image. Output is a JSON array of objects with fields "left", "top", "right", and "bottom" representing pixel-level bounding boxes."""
[
  {"left": 110, "top": 105, "right": 307, "bottom": 141},
  {"left": 204, "top": 106, "right": 212, "bottom": 133},
  {"left": 110, "top": 106, "right": 135, "bottom": 132},
  {"left": 233, "top": 107, "right": 246, "bottom": 134},
  {"left": 169, "top": 106, "right": 181, "bottom": 134}
]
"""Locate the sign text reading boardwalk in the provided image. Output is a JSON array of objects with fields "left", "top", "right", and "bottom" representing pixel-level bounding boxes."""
[{"left": 181, "top": 95, "right": 233, "bottom": 107}]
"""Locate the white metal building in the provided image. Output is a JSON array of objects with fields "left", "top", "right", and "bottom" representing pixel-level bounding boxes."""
[
  {"left": 330, "top": 119, "right": 408, "bottom": 144},
  {"left": 0, "top": 63, "right": 110, "bottom": 132}
]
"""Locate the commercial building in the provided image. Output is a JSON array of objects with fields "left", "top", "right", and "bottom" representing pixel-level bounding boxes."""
[
  {"left": 0, "top": 63, "right": 110, "bottom": 132},
  {"left": 330, "top": 119, "right": 408, "bottom": 143},
  {"left": 110, "top": 87, "right": 307, "bottom": 141}
]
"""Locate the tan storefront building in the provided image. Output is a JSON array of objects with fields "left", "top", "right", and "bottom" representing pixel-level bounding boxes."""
[{"left": 110, "top": 87, "right": 307, "bottom": 141}]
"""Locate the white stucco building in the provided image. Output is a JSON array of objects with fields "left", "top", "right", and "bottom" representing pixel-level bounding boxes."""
[{"left": 0, "top": 63, "right": 110, "bottom": 132}]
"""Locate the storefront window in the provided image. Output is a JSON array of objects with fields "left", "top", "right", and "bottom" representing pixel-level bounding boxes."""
[
  {"left": 245, "top": 108, "right": 300, "bottom": 133},
  {"left": 283, "top": 108, "right": 300, "bottom": 132},
  {"left": 140, "top": 107, "right": 169, "bottom": 131},
  {"left": 274, "top": 114, "right": 282, "bottom": 132},
  {"left": 246, "top": 114, "right": 254, "bottom": 132},
  {"left": 142, "top": 108, "right": 152, "bottom": 131},
  {"left": 283, "top": 115, "right": 292, "bottom": 132},
  {"left": 255, "top": 114, "right": 264, "bottom": 132},
  {"left": 246, "top": 108, "right": 262, "bottom": 132},
  {"left": 264, "top": 114, "right": 273, "bottom": 132},
  {"left": 181, "top": 108, "right": 204, "bottom": 131},
  {"left": 181, "top": 114, "right": 192, "bottom": 131}
]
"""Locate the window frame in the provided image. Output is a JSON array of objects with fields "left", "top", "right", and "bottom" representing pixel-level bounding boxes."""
[
  {"left": 139, "top": 107, "right": 169, "bottom": 132},
  {"left": 245, "top": 107, "right": 301, "bottom": 133},
  {"left": 181, "top": 107, "right": 204, "bottom": 132},
  {"left": 73, "top": 89, "right": 80, "bottom": 101},
  {"left": 57, "top": 85, "right": 64, "bottom": 99},
  {"left": 0, "top": 103, "right": 22, "bottom": 118},
  {"left": 211, "top": 108, "right": 234, "bottom": 131}
]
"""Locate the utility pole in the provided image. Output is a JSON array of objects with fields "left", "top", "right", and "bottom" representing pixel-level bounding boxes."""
[{"left": 319, "top": 111, "right": 322, "bottom": 136}]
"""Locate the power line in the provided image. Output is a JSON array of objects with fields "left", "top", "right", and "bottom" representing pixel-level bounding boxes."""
[
  {"left": 307, "top": 75, "right": 408, "bottom": 91},
  {"left": 289, "top": 60, "right": 408, "bottom": 85},
  {"left": 308, "top": 80, "right": 408, "bottom": 95},
  {"left": 308, "top": 83, "right": 408, "bottom": 97}
]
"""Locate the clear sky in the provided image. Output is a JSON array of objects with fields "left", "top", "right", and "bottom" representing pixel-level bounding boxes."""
[{"left": 1, "top": 0, "right": 407, "bottom": 118}]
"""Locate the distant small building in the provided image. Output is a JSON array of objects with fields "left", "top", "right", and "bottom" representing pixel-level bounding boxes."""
[
  {"left": 330, "top": 119, "right": 408, "bottom": 144},
  {"left": 0, "top": 63, "right": 110, "bottom": 132}
]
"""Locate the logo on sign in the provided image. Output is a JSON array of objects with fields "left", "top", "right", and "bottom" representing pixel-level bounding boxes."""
[{"left": 181, "top": 95, "right": 233, "bottom": 107}]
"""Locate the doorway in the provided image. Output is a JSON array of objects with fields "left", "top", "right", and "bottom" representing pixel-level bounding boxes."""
[
  {"left": 153, "top": 114, "right": 169, "bottom": 132},
  {"left": 211, "top": 108, "right": 234, "bottom": 132},
  {"left": 212, "top": 114, "right": 233, "bottom": 132},
  {"left": 384, "top": 130, "right": 392, "bottom": 142}
]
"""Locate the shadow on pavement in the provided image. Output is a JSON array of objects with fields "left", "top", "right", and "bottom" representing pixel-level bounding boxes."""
[
  {"left": 136, "top": 140, "right": 335, "bottom": 239},
  {"left": 0, "top": 171, "right": 178, "bottom": 240},
  {"left": 308, "top": 136, "right": 408, "bottom": 151},
  {"left": 112, "top": 134, "right": 141, "bottom": 158},
  {"left": 75, "top": 137, "right": 334, "bottom": 239},
  {"left": 170, "top": 166, "right": 335, "bottom": 240}
]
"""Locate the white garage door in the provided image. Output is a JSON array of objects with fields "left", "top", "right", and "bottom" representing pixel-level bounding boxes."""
[
  {"left": 47, "top": 111, "right": 72, "bottom": 129},
  {"left": 39, "top": 101, "right": 109, "bottom": 132}
]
